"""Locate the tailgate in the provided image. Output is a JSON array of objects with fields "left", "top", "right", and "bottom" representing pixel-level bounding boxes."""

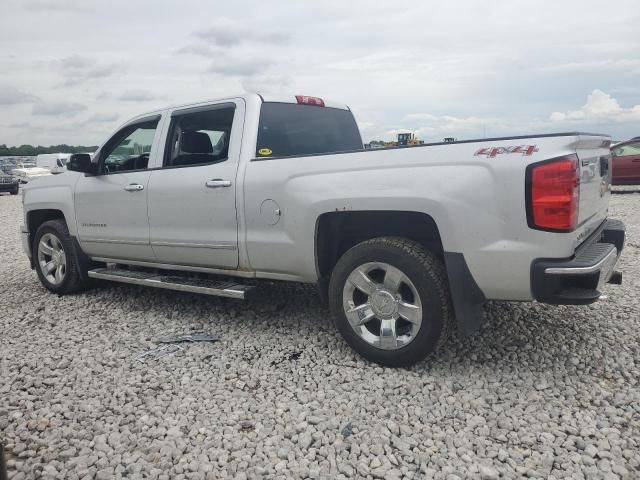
[{"left": 573, "top": 134, "right": 612, "bottom": 244}]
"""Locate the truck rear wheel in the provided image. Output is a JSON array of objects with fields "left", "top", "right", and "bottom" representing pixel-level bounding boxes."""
[
  {"left": 33, "top": 219, "right": 90, "bottom": 294},
  {"left": 328, "top": 237, "right": 452, "bottom": 367}
]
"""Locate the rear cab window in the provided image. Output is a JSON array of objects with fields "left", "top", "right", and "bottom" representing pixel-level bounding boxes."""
[{"left": 256, "top": 102, "right": 363, "bottom": 158}]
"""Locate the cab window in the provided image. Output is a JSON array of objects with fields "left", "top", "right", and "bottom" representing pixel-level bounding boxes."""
[
  {"left": 256, "top": 102, "right": 363, "bottom": 158},
  {"left": 163, "top": 105, "right": 235, "bottom": 168},
  {"left": 100, "top": 119, "right": 159, "bottom": 174}
]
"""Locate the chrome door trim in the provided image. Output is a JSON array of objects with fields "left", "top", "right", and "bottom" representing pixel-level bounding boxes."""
[
  {"left": 150, "top": 241, "right": 237, "bottom": 250},
  {"left": 82, "top": 238, "right": 149, "bottom": 245}
]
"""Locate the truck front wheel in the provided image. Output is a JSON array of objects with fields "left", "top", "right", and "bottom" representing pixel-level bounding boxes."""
[
  {"left": 33, "top": 219, "right": 90, "bottom": 294},
  {"left": 328, "top": 237, "right": 452, "bottom": 367}
]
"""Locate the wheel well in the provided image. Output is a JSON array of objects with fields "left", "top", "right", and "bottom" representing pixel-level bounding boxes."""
[
  {"left": 315, "top": 210, "right": 443, "bottom": 279},
  {"left": 27, "top": 209, "right": 65, "bottom": 237}
]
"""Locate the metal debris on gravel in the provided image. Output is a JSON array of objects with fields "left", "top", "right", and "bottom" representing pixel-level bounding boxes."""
[
  {"left": 1, "top": 193, "right": 639, "bottom": 479},
  {"left": 134, "top": 333, "right": 219, "bottom": 362},
  {"left": 156, "top": 333, "right": 220, "bottom": 344},
  {"left": 133, "top": 344, "right": 184, "bottom": 363}
]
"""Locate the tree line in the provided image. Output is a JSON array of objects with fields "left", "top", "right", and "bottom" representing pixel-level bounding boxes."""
[{"left": 0, "top": 144, "right": 98, "bottom": 157}]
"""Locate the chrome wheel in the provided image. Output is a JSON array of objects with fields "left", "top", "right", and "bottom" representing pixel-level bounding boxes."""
[
  {"left": 37, "top": 233, "right": 67, "bottom": 285},
  {"left": 342, "top": 262, "right": 422, "bottom": 350}
]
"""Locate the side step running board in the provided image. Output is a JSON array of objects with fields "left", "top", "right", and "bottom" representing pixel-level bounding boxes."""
[{"left": 88, "top": 267, "right": 254, "bottom": 299}]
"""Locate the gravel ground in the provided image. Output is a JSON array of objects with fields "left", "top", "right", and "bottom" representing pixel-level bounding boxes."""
[{"left": 1, "top": 191, "right": 639, "bottom": 480}]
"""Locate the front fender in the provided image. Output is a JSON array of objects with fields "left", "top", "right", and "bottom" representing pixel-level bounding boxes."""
[{"left": 23, "top": 177, "right": 78, "bottom": 236}]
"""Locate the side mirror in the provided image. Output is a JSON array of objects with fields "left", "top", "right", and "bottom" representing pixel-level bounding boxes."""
[{"left": 67, "top": 153, "right": 96, "bottom": 174}]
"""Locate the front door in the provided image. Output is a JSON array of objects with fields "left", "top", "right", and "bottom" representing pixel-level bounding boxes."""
[
  {"left": 612, "top": 140, "right": 640, "bottom": 184},
  {"left": 75, "top": 116, "right": 162, "bottom": 261},
  {"left": 147, "top": 101, "right": 243, "bottom": 269}
]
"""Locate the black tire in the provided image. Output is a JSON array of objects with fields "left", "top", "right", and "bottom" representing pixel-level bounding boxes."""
[
  {"left": 33, "top": 219, "right": 90, "bottom": 294},
  {"left": 328, "top": 237, "right": 452, "bottom": 367},
  {"left": 10, "top": 188, "right": 18, "bottom": 195}
]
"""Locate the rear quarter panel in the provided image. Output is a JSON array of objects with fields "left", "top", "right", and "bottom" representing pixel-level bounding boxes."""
[{"left": 243, "top": 134, "right": 598, "bottom": 300}]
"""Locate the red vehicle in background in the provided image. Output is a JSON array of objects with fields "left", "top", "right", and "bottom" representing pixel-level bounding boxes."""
[{"left": 611, "top": 137, "right": 640, "bottom": 185}]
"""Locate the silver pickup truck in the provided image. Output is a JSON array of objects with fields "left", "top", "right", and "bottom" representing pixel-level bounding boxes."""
[{"left": 21, "top": 93, "right": 626, "bottom": 366}]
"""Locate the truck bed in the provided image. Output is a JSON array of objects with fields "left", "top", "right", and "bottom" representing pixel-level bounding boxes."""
[{"left": 244, "top": 131, "right": 611, "bottom": 301}]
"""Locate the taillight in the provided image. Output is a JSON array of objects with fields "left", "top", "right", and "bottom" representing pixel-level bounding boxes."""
[
  {"left": 526, "top": 154, "right": 580, "bottom": 232},
  {"left": 295, "top": 95, "right": 325, "bottom": 107}
]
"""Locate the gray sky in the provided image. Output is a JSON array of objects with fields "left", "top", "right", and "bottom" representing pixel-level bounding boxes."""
[{"left": 1, "top": 0, "right": 639, "bottom": 146}]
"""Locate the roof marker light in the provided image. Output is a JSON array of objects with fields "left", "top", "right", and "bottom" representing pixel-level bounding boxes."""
[{"left": 295, "top": 95, "right": 325, "bottom": 107}]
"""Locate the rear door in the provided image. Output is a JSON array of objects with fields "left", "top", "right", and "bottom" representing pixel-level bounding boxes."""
[{"left": 147, "top": 100, "right": 244, "bottom": 268}]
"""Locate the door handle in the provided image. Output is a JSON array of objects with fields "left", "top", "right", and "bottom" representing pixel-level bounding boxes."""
[
  {"left": 124, "top": 183, "right": 144, "bottom": 192},
  {"left": 206, "top": 179, "right": 232, "bottom": 188}
]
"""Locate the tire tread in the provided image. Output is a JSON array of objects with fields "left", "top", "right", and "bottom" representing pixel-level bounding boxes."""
[
  {"left": 329, "top": 236, "right": 453, "bottom": 366},
  {"left": 34, "top": 219, "right": 88, "bottom": 294}
]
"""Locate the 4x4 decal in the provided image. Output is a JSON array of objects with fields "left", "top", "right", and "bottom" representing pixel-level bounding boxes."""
[{"left": 474, "top": 145, "right": 538, "bottom": 158}]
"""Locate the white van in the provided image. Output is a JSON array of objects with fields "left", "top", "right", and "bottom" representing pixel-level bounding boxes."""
[{"left": 35, "top": 153, "right": 71, "bottom": 173}]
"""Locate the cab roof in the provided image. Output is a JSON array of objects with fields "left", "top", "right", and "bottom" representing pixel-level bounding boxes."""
[{"left": 130, "top": 93, "right": 350, "bottom": 122}]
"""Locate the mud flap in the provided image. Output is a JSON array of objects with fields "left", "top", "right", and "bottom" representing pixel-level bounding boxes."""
[
  {"left": 443, "top": 252, "right": 486, "bottom": 336},
  {"left": 72, "top": 236, "right": 95, "bottom": 284}
]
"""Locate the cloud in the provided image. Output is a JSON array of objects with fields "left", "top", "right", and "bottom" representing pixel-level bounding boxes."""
[
  {"left": 176, "top": 44, "right": 217, "bottom": 57},
  {"left": 549, "top": 90, "right": 640, "bottom": 123},
  {"left": 540, "top": 59, "right": 640, "bottom": 75},
  {"left": 194, "top": 19, "right": 289, "bottom": 47},
  {"left": 240, "top": 73, "right": 291, "bottom": 94},
  {"left": 3, "top": 1, "right": 640, "bottom": 146},
  {"left": 59, "top": 54, "right": 93, "bottom": 70},
  {"left": 32, "top": 101, "right": 87, "bottom": 116},
  {"left": 83, "top": 64, "right": 121, "bottom": 79},
  {"left": 363, "top": 89, "right": 640, "bottom": 142},
  {"left": 23, "top": 0, "right": 87, "bottom": 11},
  {"left": 117, "top": 90, "right": 163, "bottom": 102},
  {"left": 0, "top": 86, "right": 39, "bottom": 105},
  {"left": 177, "top": 45, "right": 273, "bottom": 78},
  {"left": 88, "top": 113, "right": 119, "bottom": 122},
  {"left": 57, "top": 55, "right": 123, "bottom": 86},
  {"left": 208, "top": 57, "right": 270, "bottom": 77},
  {"left": 8, "top": 122, "right": 31, "bottom": 129},
  {"left": 176, "top": 19, "right": 288, "bottom": 80}
]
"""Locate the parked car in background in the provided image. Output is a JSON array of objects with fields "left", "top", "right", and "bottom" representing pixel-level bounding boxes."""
[
  {"left": 0, "top": 171, "right": 19, "bottom": 195},
  {"left": 35, "top": 153, "right": 71, "bottom": 174},
  {"left": 11, "top": 166, "right": 51, "bottom": 184},
  {"left": 611, "top": 138, "right": 640, "bottom": 185}
]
